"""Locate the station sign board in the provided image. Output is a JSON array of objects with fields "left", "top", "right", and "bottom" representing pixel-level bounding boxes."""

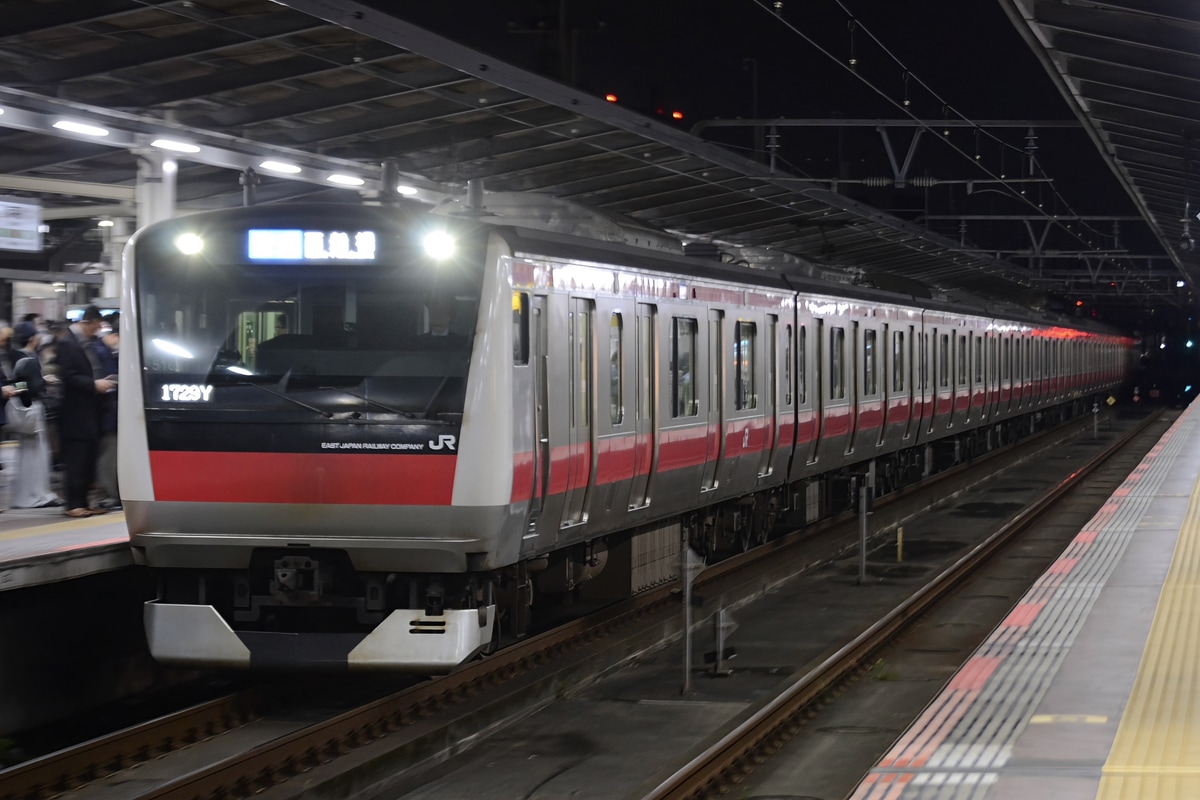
[{"left": 0, "top": 196, "right": 41, "bottom": 253}]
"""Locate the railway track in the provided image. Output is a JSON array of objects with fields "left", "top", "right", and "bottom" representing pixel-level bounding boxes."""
[
  {"left": 639, "top": 408, "right": 1171, "bottom": 800},
  {"left": 0, "top": 409, "right": 1163, "bottom": 800}
]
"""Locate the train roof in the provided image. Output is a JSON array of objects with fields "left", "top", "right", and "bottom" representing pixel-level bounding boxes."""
[{"left": 135, "top": 199, "right": 1125, "bottom": 337}]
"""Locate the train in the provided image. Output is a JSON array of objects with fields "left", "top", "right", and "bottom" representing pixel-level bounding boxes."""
[{"left": 118, "top": 196, "right": 1136, "bottom": 672}]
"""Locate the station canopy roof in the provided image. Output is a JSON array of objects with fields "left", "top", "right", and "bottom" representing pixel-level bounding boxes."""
[{"left": 0, "top": 0, "right": 1195, "bottom": 320}]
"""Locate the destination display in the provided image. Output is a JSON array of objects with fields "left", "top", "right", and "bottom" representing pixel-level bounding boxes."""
[{"left": 247, "top": 228, "right": 377, "bottom": 262}]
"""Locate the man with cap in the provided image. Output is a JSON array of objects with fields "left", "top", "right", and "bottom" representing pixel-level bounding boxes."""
[{"left": 55, "top": 306, "right": 115, "bottom": 517}]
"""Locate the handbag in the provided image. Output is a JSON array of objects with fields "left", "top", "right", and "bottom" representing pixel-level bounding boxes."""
[{"left": 5, "top": 397, "right": 42, "bottom": 436}]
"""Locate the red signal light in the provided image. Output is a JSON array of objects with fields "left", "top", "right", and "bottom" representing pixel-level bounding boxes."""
[
  {"left": 671, "top": 110, "right": 684, "bottom": 120},
  {"left": 605, "top": 93, "right": 618, "bottom": 103},
  {"left": 1075, "top": 299, "right": 1084, "bottom": 307}
]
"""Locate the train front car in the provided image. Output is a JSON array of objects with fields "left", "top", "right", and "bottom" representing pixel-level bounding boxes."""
[{"left": 122, "top": 204, "right": 502, "bottom": 672}]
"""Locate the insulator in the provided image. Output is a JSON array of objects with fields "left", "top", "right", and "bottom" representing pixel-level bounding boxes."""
[
  {"left": 910, "top": 176, "right": 938, "bottom": 187},
  {"left": 862, "top": 177, "right": 892, "bottom": 188}
]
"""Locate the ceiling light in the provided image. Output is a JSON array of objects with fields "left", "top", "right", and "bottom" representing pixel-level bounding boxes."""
[
  {"left": 53, "top": 120, "right": 109, "bottom": 137},
  {"left": 151, "top": 138, "right": 200, "bottom": 153},
  {"left": 153, "top": 338, "right": 194, "bottom": 359},
  {"left": 396, "top": 185, "right": 418, "bottom": 196},
  {"left": 97, "top": 219, "right": 114, "bottom": 228},
  {"left": 259, "top": 160, "right": 301, "bottom": 174},
  {"left": 327, "top": 174, "right": 365, "bottom": 186}
]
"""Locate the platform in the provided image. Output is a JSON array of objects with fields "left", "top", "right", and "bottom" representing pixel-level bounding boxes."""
[
  {"left": 0, "top": 442, "right": 131, "bottom": 591},
  {"left": 852, "top": 401, "right": 1200, "bottom": 799}
]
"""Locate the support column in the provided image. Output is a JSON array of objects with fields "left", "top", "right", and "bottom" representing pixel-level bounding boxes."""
[
  {"left": 135, "top": 150, "right": 177, "bottom": 230},
  {"left": 100, "top": 218, "right": 132, "bottom": 300}
]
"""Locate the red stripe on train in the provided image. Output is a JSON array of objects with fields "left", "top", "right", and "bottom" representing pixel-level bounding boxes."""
[{"left": 149, "top": 451, "right": 456, "bottom": 505}]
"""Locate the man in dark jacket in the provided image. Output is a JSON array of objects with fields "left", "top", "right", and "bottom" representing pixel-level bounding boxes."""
[{"left": 56, "top": 306, "right": 115, "bottom": 517}]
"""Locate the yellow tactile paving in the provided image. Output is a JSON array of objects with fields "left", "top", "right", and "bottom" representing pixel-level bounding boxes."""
[
  {"left": 0, "top": 511, "right": 123, "bottom": 541},
  {"left": 1098, "top": 468, "right": 1200, "bottom": 800}
]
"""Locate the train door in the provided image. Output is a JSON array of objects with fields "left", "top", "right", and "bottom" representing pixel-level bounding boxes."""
[
  {"left": 877, "top": 322, "right": 889, "bottom": 447},
  {"left": 916, "top": 328, "right": 930, "bottom": 436},
  {"left": 989, "top": 334, "right": 1000, "bottom": 418},
  {"left": 759, "top": 314, "right": 778, "bottom": 477},
  {"left": 1001, "top": 334, "right": 1012, "bottom": 415},
  {"left": 899, "top": 325, "right": 916, "bottom": 441},
  {"left": 927, "top": 328, "right": 940, "bottom": 434},
  {"left": 846, "top": 320, "right": 860, "bottom": 455},
  {"left": 971, "top": 332, "right": 983, "bottom": 422},
  {"left": 806, "top": 318, "right": 822, "bottom": 465},
  {"left": 956, "top": 332, "right": 968, "bottom": 427},
  {"left": 628, "top": 303, "right": 656, "bottom": 510},
  {"left": 522, "top": 295, "right": 552, "bottom": 556},
  {"left": 562, "top": 297, "right": 595, "bottom": 529},
  {"left": 811, "top": 316, "right": 830, "bottom": 462},
  {"left": 1016, "top": 336, "right": 1027, "bottom": 410},
  {"left": 701, "top": 308, "right": 724, "bottom": 493}
]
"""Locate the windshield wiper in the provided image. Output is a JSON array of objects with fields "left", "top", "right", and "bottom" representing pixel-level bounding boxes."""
[
  {"left": 421, "top": 374, "right": 452, "bottom": 419},
  {"left": 319, "top": 387, "right": 416, "bottom": 419},
  {"left": 237, "top": 381, "right": 333, "bottom": 418}
]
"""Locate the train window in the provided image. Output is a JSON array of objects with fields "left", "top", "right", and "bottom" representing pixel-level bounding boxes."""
[
  {"left": 638, "top": 310, "right": 654, "bottom": 420},
  {"left": 919, "top": 333, "right": 929, "bottom": 390},
  {"left": 710, "top": 313, "right": 723, "bottom": 416},
  {"left": 798, "top": 325, "right": 807, "bottom": 403},
  {"left": 830, "top": 326, "right": 846, "bottom": 400},
  {"left": 672, "top": 317, "right": 699, "bottom": 417},
  {"left": 939, "top": 334, "right": 950, "bottom": 388},
  {"left": 974, "top": 336, "right": 983, "bottom": 383},
  {"left": 863, "top": 329, "right": 877, "bottom": 395},
  {"left": 767, "top": 316, "right": 777, "bottom": 409},
  {"left": 784, "top": 324, "right": 793, "bottom": 405},
  {"left": 513, "top": 292, "right": 529, "bottom": 365},
  {"left": 735, "top": 320, "right": 757, "bottom": 410},
  {"left": 957, "top": 334, "right": 967, "bottom": 385},
  {"left": 571, "top": 304, "right": 593, "bottom": 428},
  {"left": 892, "top": 330, "right": 905, "bottom": 392},
  {"left": 610, "top": 311, "right": 623, "bottom": 425}
]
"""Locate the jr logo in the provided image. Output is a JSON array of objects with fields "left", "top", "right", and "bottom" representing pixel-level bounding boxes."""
[{"left": 428, "top": 434, "right": 457, "bottom": 451}]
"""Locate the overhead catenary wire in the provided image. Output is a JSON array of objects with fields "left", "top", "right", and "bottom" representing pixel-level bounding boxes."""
[{"left": 749, "top": 0, "right": 1123, "bottom": 259}]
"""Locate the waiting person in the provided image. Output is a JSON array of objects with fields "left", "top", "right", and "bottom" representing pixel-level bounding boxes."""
[
  {"left": 38, "top": 323, "right": 65, "bottom": 471},
  {"left": 0, "top": 325, "right": 18, "bottom": 381},
  {"left": 7, "top": 321, "right": 60, "bottom": 509},
  {"left": 56, "top": 306, "right": 114, "bottom": 517},
  {"left": 93, "top": 314, "right": 120, "bottom": 509}
]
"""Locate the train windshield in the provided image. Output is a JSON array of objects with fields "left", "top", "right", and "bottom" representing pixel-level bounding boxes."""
[{"left": 133, "top": 209, "right": 485, "bottom": 419}]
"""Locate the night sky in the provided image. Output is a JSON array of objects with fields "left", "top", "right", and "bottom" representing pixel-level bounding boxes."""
[
  {"left": 389, "top": 1, "right": 1066, "bottom": 119},
  {"left": 377, "top": 1, "right": 1141, "bottom": 255}
]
